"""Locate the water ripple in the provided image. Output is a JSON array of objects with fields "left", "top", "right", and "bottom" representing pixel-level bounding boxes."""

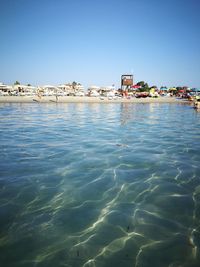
[{"left": 0, "top": 103, "right": 200, "bottom": 267}]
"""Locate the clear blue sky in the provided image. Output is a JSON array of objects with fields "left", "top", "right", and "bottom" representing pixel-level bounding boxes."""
[{"left": 1, "top": 0, "right": 200, "bottom": 88}]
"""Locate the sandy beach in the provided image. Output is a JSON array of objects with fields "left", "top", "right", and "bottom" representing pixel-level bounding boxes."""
[{"left": 0, "top": 96, "right": 190, "bottom": 104}]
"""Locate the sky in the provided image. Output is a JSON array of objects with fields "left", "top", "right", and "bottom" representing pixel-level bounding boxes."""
[{"left": 0, "top": 0, "right": 200, "bottom": 89}]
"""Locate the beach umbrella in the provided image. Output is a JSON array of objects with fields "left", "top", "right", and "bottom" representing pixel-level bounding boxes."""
[
  {"left": 0, "top": 84, "right": 7, "bottom": 89},
  {"left": 191, "top": 88, "right": 200, "bottom": 92},
  {"left": 88, "top": 86, "right": 100, "bottom": 93},
  {"left": 131, "top": 85, "right": 141, "bottom": 89}
]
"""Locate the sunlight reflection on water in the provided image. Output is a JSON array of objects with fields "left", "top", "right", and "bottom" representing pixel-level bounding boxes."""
[{"left": 0, "top": 102, "right": 200, "bottom": 267}]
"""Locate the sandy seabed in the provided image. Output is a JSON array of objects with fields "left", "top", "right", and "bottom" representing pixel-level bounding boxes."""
[{"left": 0, "top": 96, "right": 189, "bottom": 104}]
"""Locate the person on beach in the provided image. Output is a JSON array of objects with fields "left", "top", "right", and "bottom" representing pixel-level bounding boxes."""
[
  {"left": 194, "top": 101, "right": 200, "bottom": 109},
  {"left": 37, "top": 88, "right": 42, "bottom": 99}
]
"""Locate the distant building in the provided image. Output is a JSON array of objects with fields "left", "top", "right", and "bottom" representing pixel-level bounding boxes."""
[{"left": 121, "top": 75, "right": 133, "bottom": 91}]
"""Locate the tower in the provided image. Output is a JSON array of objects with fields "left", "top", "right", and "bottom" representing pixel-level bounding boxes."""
[{"left": 121, "top": 74, "right": 133, "bottom": 91}]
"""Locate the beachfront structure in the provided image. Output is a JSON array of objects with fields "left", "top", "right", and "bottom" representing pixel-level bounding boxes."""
[
  {"left": 99, "top": 86, "right": 117, "bottom": 96},
  {"left": 87, "top": 86, "right": 100, "bottom": 96},
  {"left": 39, "top": 85, "right": 57, "bottom": 96},
  {"left": 41, "top": 84, "right": 85, "bottom": 96},
  {"left": 40, "top": 85, "right": 80, "bottom": 96},
  {"left": 0, "top": 83, "right": 38, "bottom": 96},
  {"left": 57, "top": 84, "right": 76, "bottom": 95},
  {"left": 39, "top": 85, "right": 71, "bottom": 96},
  {"left": 0, "top": 82, "right": 85, "bottom": 97},
  {"left": 87, "top": 85, "right": 117, "bottom": 97},
  {"left": 0, "top": 83, "right": 8, "bottom": 90},
  {"left": 74, "top": 84, "right": 85, "bottom": 96},
  {"left": 57, "top": 84, "right": 85, "bottom": 96},
  {"left": 121, "top": 75, "right": 133, "bottom": 91},
  {"left": 0, "top": 83, "right": 13, "bottom": 96},
  {"left": 57, "top": 84, "right": 71, "bottom": 95},
  {"left": 13, "top": 84, "right": 38, "bottom": 96}
]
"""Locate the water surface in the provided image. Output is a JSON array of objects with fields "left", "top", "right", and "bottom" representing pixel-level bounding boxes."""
[{"left": 0, "top": 102, "right": 200, "bottom": 267}]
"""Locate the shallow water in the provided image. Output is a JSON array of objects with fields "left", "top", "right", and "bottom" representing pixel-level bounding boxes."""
[{"left": 0, "top": 102, "right": 200, "bottom": 267}]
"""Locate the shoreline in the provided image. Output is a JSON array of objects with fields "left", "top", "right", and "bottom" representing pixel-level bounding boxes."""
[{"left": 0, "top": 96, "right": 190, "bottom": 104}]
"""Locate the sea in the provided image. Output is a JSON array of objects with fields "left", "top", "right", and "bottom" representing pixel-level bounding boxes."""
[{"left": 0, "top": 102, "right": 200, "bottom": 267}]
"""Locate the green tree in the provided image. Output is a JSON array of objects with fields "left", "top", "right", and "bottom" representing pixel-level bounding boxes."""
[
  {"left": 136, "top": 81, "right": 149, "bottom": 92},
  {"left": 14, "top": 81, "right": 20, "bottom": 85},
  {"left": 136, "top": 81, "right": 145, "bottom": 87},
  {"left": 72, "top": 81, "right": 77, "bottom": 89},
  {"left": 27, "top": 84, "right": 31, "bottom": 86}
]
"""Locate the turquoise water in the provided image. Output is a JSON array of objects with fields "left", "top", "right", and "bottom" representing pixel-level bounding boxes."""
[{"left": 0, "top": 102, "right": 200, "bottom": 267}]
